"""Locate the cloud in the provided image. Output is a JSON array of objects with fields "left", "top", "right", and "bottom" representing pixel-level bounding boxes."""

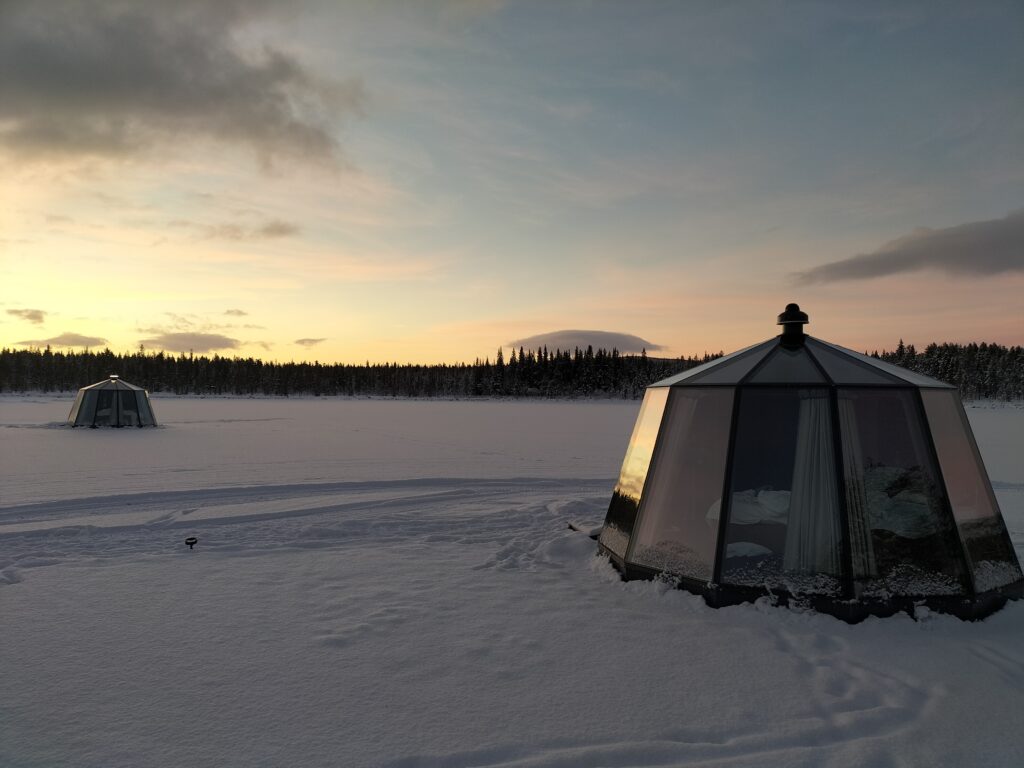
[
  {"left": 168, "top": 218, "right": 301, "bottom": 241},
  {"left": 0, "top": 2, "right": 365, "bottom": 167},
  {"left": 797, "top": 209, "right": 1024, "bottom": 284},
  {"left": 158, "top": 312, "right": 202, "bottom": 331},
  {"left": 16, "top": 332, "right": 108, "bottom": 348},
  {"left": 137, "top": 311, "right": 266, "bottom": 338},
  {"left": 6, "top": 308, "right": 47, "bottom": 324},
  {"left": 294, "top": 338, "right": 326, "bottom": 347},
  {"left": 138, "top": 332, "right": 241, "bottom": 353},
  {"left": 256, "top": 220, "right": 300, "bottom": 238},
  {"left": 508, "top": 330, "right": 663, "bottom": 354}
]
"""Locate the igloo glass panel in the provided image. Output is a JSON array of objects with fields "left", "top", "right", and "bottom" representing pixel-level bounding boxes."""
[
  {"left": 68, "top": 392, "right": 85, "bottom": 423},
  {"left": 684, "top": 343, "right": 772, "bottom": 385},
  {"left": 93, "top": 389, "right": 116, "bottom": 426},
  {"left": 838, "top": 389, "right": 968, "bottom": 596},
  {"left": 817, "top": 341, "right": 943, "bottom": 388},
  {"left": 921, "top": 390, "right": 1022, "bottom": 591},
  {"left": 600, "top": 388, "right": 669, "bottom": 558},
  {"left": 78, "top": 390, "right": 98, "bottom": 425},
  {"left": 137, "top": 393, "right": 155, "bottom": 425},
  {"left": 118, "top": 390, "right": 140, "bottom": 426},
  {"left": 629, "top": 388, "right": 734, "bottom": 580},
  {"left": 805, "top": 339, "right": 903, "bottom": 385},
  {"left": 745, "top": 347, "right": 826, "bottom": 384},
  {"left": 719, "top": 388, "right": 843, "bottom": 594}
]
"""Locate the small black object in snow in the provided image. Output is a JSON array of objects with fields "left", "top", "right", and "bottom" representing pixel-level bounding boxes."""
[{"left": 185, "top": 536, "right": 198, "bottom": 550}]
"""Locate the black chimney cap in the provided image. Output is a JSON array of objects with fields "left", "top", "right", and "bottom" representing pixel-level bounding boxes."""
[
  {"left": 777, "top": 303, "right": 809, "bottom": 327},
  {"left": 777, "top": 303, "right": 808, "bottom": 347}
]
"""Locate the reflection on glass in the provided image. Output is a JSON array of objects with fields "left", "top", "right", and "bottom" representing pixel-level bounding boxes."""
[
  {"left": 600, "top": 388, "right": 669, "bottom": 558},
  {"left": 630, "top": 388, "right": 733, "bottom": 580},
  {"left": 68, "top": 392, "right": 84, "bottom": 424},
  {"left": 94, "top": 389, "right": 116, "bottom": 426},
  {"left": 839, "top": 389, "right": 968, "bottom": 596},
  {"left": 719, "top": 388, "right": 843, "bottom": 594},
  {"left": 921, "top": 390, "right": 1022, "bottom": 591}
]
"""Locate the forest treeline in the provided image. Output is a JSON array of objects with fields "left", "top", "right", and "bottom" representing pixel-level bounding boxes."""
[
  {"left": 882, "top": 340, "right": 1023, "bottom": 401},
  {"left": 0, "top": 340, "right": 1021, "bottom": 400}
]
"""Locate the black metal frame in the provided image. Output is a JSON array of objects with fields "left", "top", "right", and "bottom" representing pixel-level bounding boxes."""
[
  {"left": 598, "top": 550, "right": 1022, "bottom": 621},
  {"left": 711, "top": 386, "right": 743, "bottom": 588}
]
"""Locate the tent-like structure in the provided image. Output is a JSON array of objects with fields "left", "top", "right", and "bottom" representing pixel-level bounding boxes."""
[
  {"left": 598, "top": 304, "right": 1023, "bottom": 620},
  {"left": 68, "top": 375, "right": 158, "bottom": 428}
]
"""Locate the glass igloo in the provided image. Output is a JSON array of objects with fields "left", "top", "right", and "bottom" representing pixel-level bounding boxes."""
[
  {"left": 68, "top": 375, "right": 158, "bottom": 428},
  {"left": 598, "top": 304, "right": 1022, "bottom": 620}
]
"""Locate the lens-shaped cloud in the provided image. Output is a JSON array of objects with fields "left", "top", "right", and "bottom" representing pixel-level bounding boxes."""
[
  {"left": 138, "top": 332, "right": 241, "bottom": 353},
  {"left": 508, "top": 330, "right": 663, "bottom": 354},
  {"left": 17, "top": 332, "right": 108, "bottom": 348}
]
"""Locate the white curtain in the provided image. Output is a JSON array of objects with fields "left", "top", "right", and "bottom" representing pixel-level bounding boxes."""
[
  {"left": 838, "top": 395, "right": 877, "bottom": 577},
  {"left": 784, "top": 390, "right": 841, "bottom": 574}
]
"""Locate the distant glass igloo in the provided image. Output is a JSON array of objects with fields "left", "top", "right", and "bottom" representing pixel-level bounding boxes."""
[
  {"left": 68, "top": 375, "right": 158, "bottom": 428},
  {"left": 598, "top": 304, "right": 1022, "bottom": 620}
]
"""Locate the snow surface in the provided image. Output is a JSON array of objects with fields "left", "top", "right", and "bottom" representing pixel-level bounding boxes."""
[{"left": 1, "top": 395, "right": 1023, "bottom": 768}]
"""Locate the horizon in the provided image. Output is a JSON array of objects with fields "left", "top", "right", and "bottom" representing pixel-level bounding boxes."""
[
  {"left": 2, "top": 333, "right": 1013, "bottom": 371},
  {"left": 2, "top": 2, "right": 1023, "bottom": 364}
]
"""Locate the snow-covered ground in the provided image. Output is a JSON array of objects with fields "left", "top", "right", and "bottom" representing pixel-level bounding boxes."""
[{"left": 1, "top": 395, "right": 1023, "bottom": 768}]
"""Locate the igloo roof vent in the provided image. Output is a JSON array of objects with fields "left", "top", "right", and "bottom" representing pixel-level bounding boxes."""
[{"left": 777, "top": 303, "right": 808, "bottom": 347}]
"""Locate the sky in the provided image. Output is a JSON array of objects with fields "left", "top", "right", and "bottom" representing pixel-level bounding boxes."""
[{"left": 1, "top": 0, "right": 1023, "bottom": 364}]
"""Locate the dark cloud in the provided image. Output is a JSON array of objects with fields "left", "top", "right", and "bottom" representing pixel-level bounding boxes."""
[
  {"left": 294, "top": 338, "right": 326, "bottom": 347},
  {"left": 17, "top": 332, "right": 107, "bottom": 348},
  {"left": 225, "top": 309, "right": 248, "bottom": 316},
  {"left": 168, "top": 218, "right": 300, "bottom": 241},
  {"left": 7, "top": 308, "right": 47, "bottom": 324},
  {"left": 508, "top": 330, "right": 663, "bottom": 354},
  {"left": 138, "top": 332, "right": 241, "bottom": 353},
  {"left": 797, "top": 209, "right": 1024, "bottom": 284},
  {"left": 0, "top": 2, "right": 364, "bottom": 167}
]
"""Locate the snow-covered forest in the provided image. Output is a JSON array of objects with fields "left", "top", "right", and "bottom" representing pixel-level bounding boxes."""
[{"left": 2, "top": 341, "right": 1022, "bottom": 399}]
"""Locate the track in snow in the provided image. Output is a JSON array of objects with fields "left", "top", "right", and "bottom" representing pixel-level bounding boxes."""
[{"left": 0, "top": 477, "right": 611, "bottom": 579}]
